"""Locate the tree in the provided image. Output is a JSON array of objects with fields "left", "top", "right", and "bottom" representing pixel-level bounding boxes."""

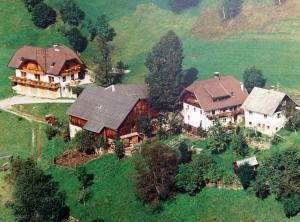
[
  {"left": 76, "top": 165, "right": 94, "bottom": 207},
  {"left": 114, "top": 139, "right": 125, "bottom": 160},
  {"left": 95, "top": 15, "right": 116, "bottom": 42},
  {"left": 222, "top": 0, "right": 243, "bottom": 20},
  {"left": 59, "top": 0, "right": 85, "bottom": 26},
  {"left": 236, "top": 163, "right": 256, "bottom": 189},
  {"left": 67, "top": 27, "right": 88, "bottom": 53},
  {"left": 254, "top": 146, "right": 300, "bottom": 200},
  {"left": 11, "top": 158, "right": 69, "bottom": 221},
  {"left": 178, "top": 142, "right": 192, "bottom": 164},
  {"left": 169, "top": 0, "right": 199, "bottom": 13},
  {"left": 231, "top": 127, "right": 248, "bottom": 157},
  {"left": 175, "top": 154, "right": 217, "bottom": 195},
  {"left": 283, "top": 195, "right": 300, "bottom": 218},
  {"left": 137, "top": 114, "right": 152, "bottom": 137},
  {"left": 182, "top": 67, "right": 198, "bottom": 87},
  {"left": 22, "top": 0, "right": 42, "bottom": 11},
  {"left": 243, "top": 66, "right": 266, "bottom": 93},
  {"left": 31, "top": 3, "right": 56, "bottom": 28},
  {"left": 286, "top": 110, "right": 300, "bottom": 132},
  {"left": 71, "top": 130, "right": 98, "bottom": 153},
  {"left": 206, "top": 121, "right": 231, "bottom": 154},
  {"left": 86, "top": 18, "right": 97, "bottom": 41},
  {"left": 145, "top": 31, "right": 184, "bottom": 111},
  {"left": 134, "top": 142, "right": 179, "bottom": 209},
  {"left": 94, "top": 36, "right": 116, "bottom": 86}
]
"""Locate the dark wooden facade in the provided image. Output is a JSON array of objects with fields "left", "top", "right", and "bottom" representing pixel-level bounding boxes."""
[{"left": 69, "top": 99, "right": 157, "bottom": 141}]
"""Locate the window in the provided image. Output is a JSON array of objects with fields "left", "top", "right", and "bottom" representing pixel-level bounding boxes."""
[
  {"left": 212, "top": 110, "right": 215, "bottom": 115},
  {"left": 276, "top": 127, "right": 278, "bottom": 131},
  {"left": 222, "top": 118, "right": 226, "bottom": 123},
  {"left": 48, "top": 76, "right": 54, "bottom": 83},
  {"left": 194, "top": 107, "right": 196, "bottom": 112},
  {"left": 21, "top": 71, "right": 26, "bottom": 78},
  {"left": 63, "top": 76, "right": 66, "bottom": 82},
  {"left": 200, "top": 110, "right": 202, "bottom": 115},
  {"left": 267, "top": 126, "right": 270, "bottom": 129},
  {"left": 71, "top": 74, "right": 74, "bottom": 80},
  {"left": 249, "top": 111, "right": 253, "bottom": 115},
  {"left": 258, "top": 123, "right": 261, "bottom": 127},
  {"left": 264, "top": 114, "right": 267, "bottom": 119},
  {"left": 277, "top": 113, "right": 281, "bottom": 118},
  {"left": 34, "top": 74, "right": 40, "bottom": 81},
  {"left": 187, "top": 115, "right": 190, "bottom": 120},
  {"left": 249, "top": 122, "right": 252, "bottom": 126}
]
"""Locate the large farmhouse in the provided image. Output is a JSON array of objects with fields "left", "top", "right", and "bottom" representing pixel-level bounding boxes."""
[
  {"left": 8, "top": 44, "right": 86, "bottom": 98},
  {"left": 242, "top": 87, "right": 298, "bottom": 135},
  {"left": 67, "top": 84, "right": 157, "bottom": 144},
  {"left": 178, "top": 75, "right": 248, "bottom": 130}
]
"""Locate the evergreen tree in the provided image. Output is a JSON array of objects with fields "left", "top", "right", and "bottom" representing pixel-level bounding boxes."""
[
  {"left": 12, "top": 158, "right": 69, "bottom": 221},
  {"left": 95, "top": 15, "right": 116, "bottom": 42},
  {"left": 67, "top": 27, "right": 88, "bottom": 53},
  {"left": 76, "top": 165, "right": 94, "bottom": 207},
  {"left": 86, "top": 18, "right": 97, "bottom": 41},
  {"left": 231, "top": 127, "right": 248, "bottom": 157},
  {"left": 31, "top": 2, "right": 56, "bottom": 28},
  {"left": 114, "top": 139, "right": 125, "bottom": 160},
  {"left": 59, "top": 0, "right": 85, "bottom": 26},
  {"left": 145, "top": 31, "right": 184, "bottom": 111},
  {"left": 178, "top": 142, "right": 192, "bottom": 164},
  {"left": 222, "top": 0, "right": 243, "bottom": 20},
  {"left": 22, "top": 0, "right": 42, "bottom": 11},
  {"left": 243, "top": 66, "right": 266, "bottom": 93}
]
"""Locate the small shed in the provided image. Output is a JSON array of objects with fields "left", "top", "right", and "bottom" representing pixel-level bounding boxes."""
[{"left": 233, "top": 156, "right": 259, "bottom": 173}]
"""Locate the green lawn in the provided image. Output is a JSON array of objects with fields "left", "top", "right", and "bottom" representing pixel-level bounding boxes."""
[{"left": 12, "top": 103, "right": 71, "bottom": 122}]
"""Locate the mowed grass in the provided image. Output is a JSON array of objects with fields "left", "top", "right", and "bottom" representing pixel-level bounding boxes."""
[
  {"left": 48, "top": 154, "right": 300, "bottom": 222},
  {"left": 12, "top": 103, "right": 71, "bottom": 122}
]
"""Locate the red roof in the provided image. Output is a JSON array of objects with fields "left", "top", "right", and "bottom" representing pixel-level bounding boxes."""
[
  {"left": 183, "top": 76, "right": 248, "bottom": 111},
  {"left": 7, "top": 45, "right": 85, "bottom": 76}
]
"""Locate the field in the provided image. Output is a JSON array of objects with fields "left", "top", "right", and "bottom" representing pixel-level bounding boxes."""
[{"left": 1, "top": 0, "right": 300, "bottom": 100}]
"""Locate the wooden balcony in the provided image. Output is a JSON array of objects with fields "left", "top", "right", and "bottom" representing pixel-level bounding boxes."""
[
  {"left": 207, "top": 108, "right": 244, "bottom": 120},
  {"left": 61, "top": 65, "right": 81, "bottom": 77},
  {"left": 10, "top": 75, "right": 60, "bottom": 90}
]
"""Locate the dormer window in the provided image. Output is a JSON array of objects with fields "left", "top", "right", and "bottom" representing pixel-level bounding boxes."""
[{"left": 50, "top": 62, "right": 55, "bottom": 68}]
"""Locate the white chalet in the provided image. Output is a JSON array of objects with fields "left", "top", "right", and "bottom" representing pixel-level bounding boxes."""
[
  {"left": 8, "top": 45, "right": 86, "bottom": 98},
  {"left": 242, "top": 87, "right": 298, "bottom": 136},
  {"left": 178, "top": 75, "right": 248, "bottom": 131}
]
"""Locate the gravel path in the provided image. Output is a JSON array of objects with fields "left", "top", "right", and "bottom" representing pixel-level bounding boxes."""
[{"left": 0, "top": 95, "right": 75, "bottom": 122}]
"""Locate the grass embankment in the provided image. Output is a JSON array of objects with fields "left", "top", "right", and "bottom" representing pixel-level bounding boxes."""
[{"left": 12, "top": 103, "right": 71, "bottom": 122}]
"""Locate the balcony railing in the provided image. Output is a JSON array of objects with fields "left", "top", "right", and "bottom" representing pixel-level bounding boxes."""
[
  {"left": 207, "top": 108, "right": 244, "bottom": 120},
  {"left": 10, "top": 75, "right": 60, "bottom": 90},
  {"left": 61, "top": 65, "right": 81, "bottom": 77},
  {"left": 21, "top": 68, "right": 44, "bottom": 75}
]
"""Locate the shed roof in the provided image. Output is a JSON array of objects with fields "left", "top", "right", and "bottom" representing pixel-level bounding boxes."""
[
  {"left": 242, "top": 87, "right": 286, "bottom": 115},
  {"left": 236, "top": 156, "right": 259, "bottom": 167},
  {"left": 182, "top": 76, "right": 248, "bottom": 111},
  {"left": 67, "top": 84, "right": 149, "bottom": 133},
  {"left": 8, "top": 45, "right": 84, "bottom": 75}
]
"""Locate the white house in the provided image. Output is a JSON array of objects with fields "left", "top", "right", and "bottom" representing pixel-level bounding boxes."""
[
  {"left": 8, "top": 44, "right": 86, "bottom": 98},
  {"left": 178, "top": 75, "right": 248, "bottom": 131},
  {"left": 242, "top": 87, "right": 298, "bottom": 136}
]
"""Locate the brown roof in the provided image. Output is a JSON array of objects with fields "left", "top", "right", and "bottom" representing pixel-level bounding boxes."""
[
  {"left": 183, "top": 76, "right": 248, "bottom": 111},
  {"left": 67, "top": 84, "right": 149, "bottom": 133},
  {"left": 7, "top": 45, "right": 84, "bottom": 75}
]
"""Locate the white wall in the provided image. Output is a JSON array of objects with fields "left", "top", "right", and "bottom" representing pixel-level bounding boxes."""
[
  {"left": 244, "top": 110, "right": 287, "bottom": 135},
  {"left": 69, "top": 123, "right": 82, "bottom": 138}
]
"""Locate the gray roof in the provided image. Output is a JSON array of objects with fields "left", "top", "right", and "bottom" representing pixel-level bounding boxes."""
[
  {"left": 67, "top": 84, "right": 149, "bottom": 133},
  {"left": 242, "top": 87, "right": 286, "bottom": 115}
]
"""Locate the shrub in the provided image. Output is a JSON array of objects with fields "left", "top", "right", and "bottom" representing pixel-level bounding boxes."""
[
  {"left": 178, "top": 142, "right": 192, "bottom": 164},
  {"left": 45, "top": 125, "right": 58, "bottom": 140},
  {"left": 31, "top": 3, "right": 56, "bottom": 28},
  {"left": 67, "top": 27, "right": 88, "bottom": 52},
  {"left": 72, "top": 86, "right": 85, "bottom": 97},
  {"left": 22, "top": 0, "right": 42, "bottom": 11},
  {"left": 197, "top": 126, "right": 207, "bottom": 137},
  {"left": 71, "top": 130, "right": 98, "bottom": 153},
  {"left": 207, "top": 122, "right": 230, "bottom": 154},
  {"left": 231, "top": 127, "right": 248, "bottom": 157},
  {"left": 169, "top": 0, "right": 199, "bottom": 13},
  {"left": 283, "top": 195, "right": 300, "bottom": 218},
  {"left": 114, "top": 139, "right": 125, "bottom": 160},
  {"left": 236, "top": 164, "right": 256, "bottom": 189}
]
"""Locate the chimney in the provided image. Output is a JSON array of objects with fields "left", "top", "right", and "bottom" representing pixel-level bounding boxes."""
[
  {"left": 53, "top": 44, "right": 60, "bottom": 52},
  {"left": 214, "top": 72, "right": 220, "bottom": 80},
  {"left": 240, "top": 82, "right": 244, "bottom": 91}
]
